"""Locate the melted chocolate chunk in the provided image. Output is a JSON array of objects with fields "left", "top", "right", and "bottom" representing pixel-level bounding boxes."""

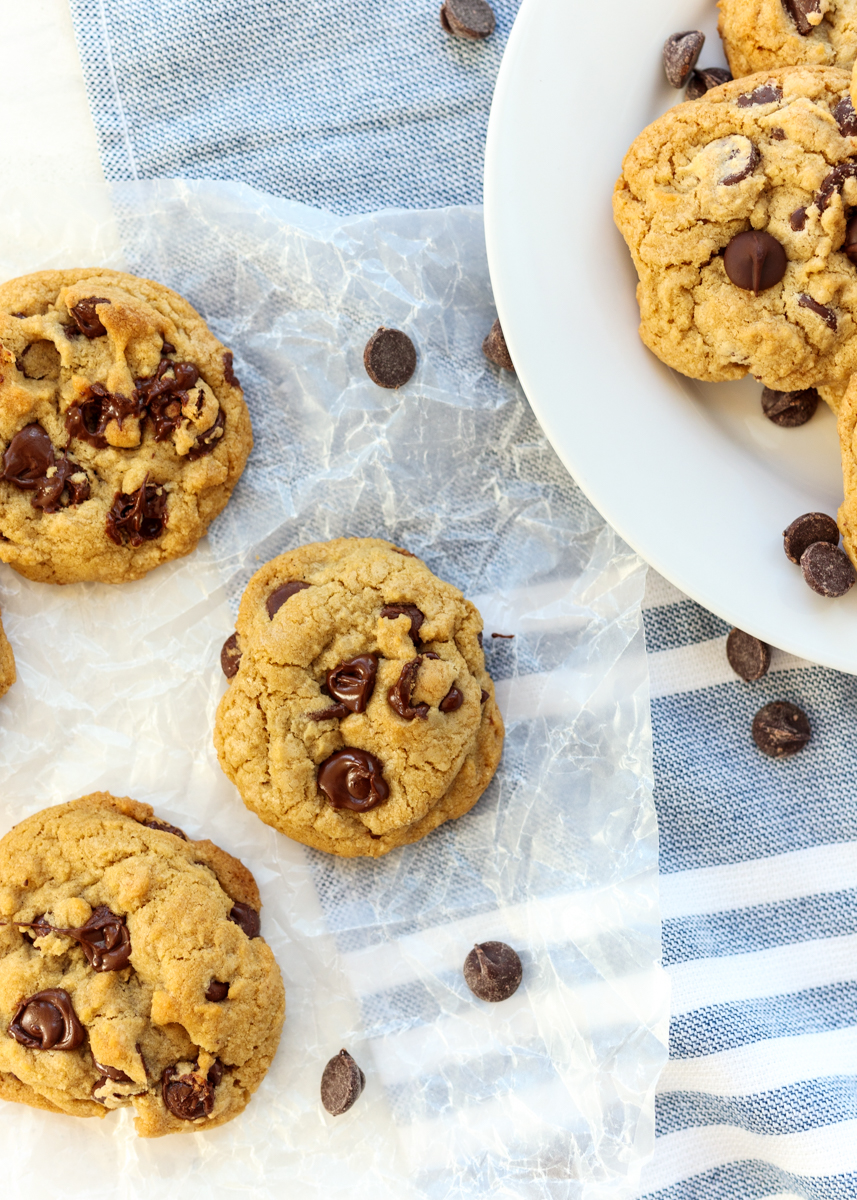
[
  {"left": 439, "top": 685, "right": 465, "bottom": 713},
  {"left": 815, "top": 161, "right": 857, "bottom": 212},
  {"left": 70, "top": 297, "right": 110, "bottom": 338},
  {"left": 722, "top": 141, "right": 761, "bottom": 186},
  {"left": 142, "top": 818, "right": 188, "bottom": 841},
  {"left": 66, "top": 383, "right": 141, "bottom": 448},
  {"left": 388, "top": 658, "right": 430, "bottom": 720},
  {"left": 790, "top": 207, "right": 807, "bottom": 232},
  {"left": 308, "top": 654, "right": 378, "bottom": 721},
  {"left": 105, "top": 480, "right": 168, "bottom": 547},
  {"left": 761, "top": 386, "right": 818, "bottom": 427},
  {"left": 8, "top": 989, "right": 85, "bottom": 1050},
  {"left": 2, "top": 425, "right": 89, "bottom": 512},
  {"left": 845, "top": 213, "right": 857, "bottom": 264},
  {"left": 223, "top": 351, "right": 240, "bottom": 388},
  {"left": 32, "top": 456, "right": 90, "bottom": 512},
  {"left": 221, "top": 632, "right": 242, "bottom": 679},
  {"left": 317, "top": 748, "right": 390, "bottom": 812},
  {"left": 320, "top": 1049, "right": 365, "bottom": 1116},
  {"left": 228, "top": 902, "right": 261, "bottom": 939},
  {"left": 440, "top": 0, "right": 495, "bottom": 39},
  {"left": 685, "top": 66, "right": 732, "bottom": 100},
  {"left": 726, "top": 629, "right": 771, "bottom": 681},
  {"left": 205, "top": 980, "right": 229, "bottom": 1002},
  {"left": 134, "top": 359, "right": 201, "bottom": 441},
  {"left": 491, "top": 632, "right": 514, "bottom": 638},
  {"left": 363, "top": 328, "right": 417, "bottom": 388},
  {"left": 162, "top": 1067, "right": 215, "bottom": 1121},
  {"left": 482, "top": 318, "right": 515, "bottom": 371},
  {"left": 782, "top": 0, "right": 822, "bottom": 35},
  {"left": 798, "top": 293, "right": 837, "bottom": 330},
  {"left": 724, "top": 230, "right": 787, "bottom": 293},
  {"left": 93, "top": 1059, "right": 132, "bottom": 1083},
  {"left": 69, "top": 906, "right": 132, "bottom": 971},
  {"left": 187, "top": 407, "right": 225, "bottom": 460},
  {"left": 737, "top": 83, "right": 782, "bottom": 107},
  {"left": 834, "top": 96, "right": 857, "bottom": 137},
  {"left": 380, "top": 603, "right": 424, "bottom": 643},
  {"left": 783, "top": 512, "right": 840, "bottom": 563},
  {"left": 161, "top": 340, "right": 176, "bottom": 356},
  {"left": 801, "top": 541, "right": 857, "bottom": 596},
  {"left": 662, "top": 30, "right": 705, "bottom": 88},
  {"left": 463, "top": 942, "right": 522, "bottom": 1002},
  {"left": 752, "top": 701, "right": 811, "bottom": 757},
  {"left": 267, "top": 580, "right": 310, "bottom": 619}
]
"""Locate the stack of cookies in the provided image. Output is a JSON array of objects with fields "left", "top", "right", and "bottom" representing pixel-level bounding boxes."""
[{"left": 613, "top": 3, "right": 857, "bottom": 587}]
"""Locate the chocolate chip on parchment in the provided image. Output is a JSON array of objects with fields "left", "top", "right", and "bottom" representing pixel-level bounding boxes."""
[
  {"left": 798, "top": 293, "right": 837, "bottom": 331},
  {"left": 221, "top": 632, "right": 242, "bottom": 679},
  {"left": 685, "top": 67, "right": 732, "bottom": 100},
  {"left": 783, "top": 0, "right": 823, "bottom": 36},
  {"left": 205, "top": 980, "right": 229, "bottom": 1002},
  {"left": 8, "top": 989, "right": 85, "bottom": 1050},
  {"left": 491, "top": 632, "right": 514, "bottom": 639},
  {"left": 761, "top": 386, "right": 818, "bottom": 427},
  {"left": 752, "top": 701, "right": 811, "bottom": 757},
  {"left": 482, "top": 317, "right": 515, "bottom": 371},
  {"left": 662, "top": 31, "right": 705, "bottom": 89},
  {"left": 726, "top": 629, "right": 771, "bottom": 681},
  {"left": 228, "top": 902, "right": 261, "bottom": 940},
  {"left": 363, "top": 328, "right": 417, "bottom": 389},
  {"left": 162, "top": 1067, "right": 215, "bottom": 1121},
  {"left": 845, "top": 213, "right": 857, "bottom": 264},
  {"left": 724, "top": 231, "right": 787, "bottom": 294},
  {"left": 737, "top": 83, "right": 783, "bottom": 107},
  {"left": 321, "top": 1049, "right": 365, "bottom": 1116},
  {"left": 317, "top": 748, "right": 390, "bottom": 812},
  {"left": 381, "top": 603, "right": 424, "bottom": 643},
  {"left": 800, "top": 541, "right": 857, "bottom": 596},
  {"left": 440, "top": 0, "right": 495, "bottom": 39},
  {"left": 463, "top": 941, "right": 522, "bottom": 1002},
  {"left": 783, "top": 512, "right": 840, "bottom": 564},
  {"left": 267, "top": 580, "right": 310, "bottom": 619}
]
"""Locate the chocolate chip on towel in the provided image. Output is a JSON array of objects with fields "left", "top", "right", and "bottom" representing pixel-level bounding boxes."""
[
  {"left": 321, "top": 1050, "right": 365, "bottom": 1115},
  {"left": 783, "top": 512, "right": 840, "bottom": 564},
  {"left": 440, "top": 0, "right": 495, "bottom": 39},
  {"left": 663, "top": 31, "right": 705, "bottom": 88},
  {"left": 363, "top": 328, "right": 417, "bottom": 388},
  {"left": 800, "top": 541, "right": 857, "bottom": 597},
  {"left": 752, "top": 701, "right": 811, "bottom": 758},
  {"left": 463, "top": 941, "right": 522, "bottom": 1002},
  {"left": 483, "top": 318, "right": 515, "bottom": 372},
  {"left": 726, "top": 629, "right": 771, "bottom": 681},
  {"left": 761, "top": 387, "right": 818, "bottom": 427},
  {"left": 685, "top": 67, "right": 732, "bottom": 100}
]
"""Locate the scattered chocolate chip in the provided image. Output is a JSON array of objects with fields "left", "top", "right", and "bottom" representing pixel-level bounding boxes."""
[
  {"left": 320, "top": 1050, "right": 365, "bottom": 1116},
  {"left": 782, "top": 0, "right": 822, "bottom": 36},
  {"left": 845, "top": 213, "right": 857, "bottom": 264},
  {"left": 105, "top": 479, "right": 168, "bottom": 547},
  {"left": 815, "top": 161, "right": 857, "bottom": 212},
  {"left": 439, "top": 685, "right": 464, "bottom": 712},
  {"left": 662, "top": 31, "right": 705, "bottom": 89},
  {"left": 440, "top": 0, "right": 495, "bottom": 39},
  {"left": 394, "top": 546, "right": 416, "bottom": 557},
  {"left": 93, "top": 1060, "right": 132, "bottom": 1083},
  {"left": 223, "top": 350, "right": 240, "bottom": 388},
  {"left": 70, "top": 297, "right": 110, "bottom": 338},
  {"left": 482, "top": 318, "right": 515, "bottom": 371},
  {"left": 308, "top": 654, "right": 378, "bottom": 721},
  {"left": 66, "top": 384, "right": 141, "bottom": 448},
  {"left": 491, "top": 632, "right": 514, "bottom": 638},
  {"left": 228, "top": 902, "right": 261, "bottom": 940},
  {"left": 162, "top": 1067, "right": 214, "bottom": 1121},
  {"left": 463, "top": 941, "right": 522, "bottom": 1002},
  {"left": 726, "top": 629, "right": 771, "bottom": 681},
  {"left": 317, "top": 748, "right": 390, "bottom": 812},
  {"left": 724, "top": 230, "right": 787, "bottom": 294},
  {"left": 737, "top": 83, "right": 782, "bottom": 107},
  {"left": 134, "top": 358, "right": 201, "bottom": 441},
  {"left": 221, "top": 632, "right": 242, "bottom": 679},
  {"left": 143, "top": 818, "right": 188, "bottom": 841},
  {"left": 834, "top": 96, "right": 857, "bottom": 137},
  {"left": 71, "top": 907, "right": 132, "bottom": 971},
  {"left": 790, "top": 207, "right": 807, "bottom": 232},
  {"left": 798, "top": 293, "right": 837, "bottom": 330},
  {"left": 187, "top": 408, "right": 226, "bottom": 461},
  {"left": 205, "top": 980, "right": 229, "bottom": 1002},
  {"left": 363, "top": 328, "right": 417, "bottom": 389},
  {"left": 207, "top": 1059, "right": 224, "bottom": 1086},
  {"left": 783, "top": 512, "right": 840, "bottom": 563},
  {"left": 381, "top": 603, "right": 424, "bottom": 643},
  {"left": 685, "top": 66, "right": 732, "bottom": 100},
  {"left": 722, "top": 140, "right": 761, "bottom": 186},
  {"left": 752, "top": 700, "right": 811, "bottom": 757},
  {"left": 480, "top": 689, "right": 489, "bottom": 703},
  {"left": 388, "top": 658, "right": 430, "bottom": 720},
  {"left": 761, "top": 386, "right": 819, "bottom": 427},
  {"left": 8, "top": 989, "right": 85, "bottom": 1050},
  {"left": 267, "top": 580, "right": 310, "bottom": 619},
  {"left": 161, "top": 340, "right": 176, "bottom": 356},
  {"left": 800, "top": 541, "right": 857, "bottom": 596},
  {"left": 770, "top": 127, "right": 786, "bottom": 140}
]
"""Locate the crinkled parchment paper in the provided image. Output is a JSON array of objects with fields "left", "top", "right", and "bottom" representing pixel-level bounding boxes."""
[{"left": 0, "top": 182, "right": 668, "bottom": 1199}]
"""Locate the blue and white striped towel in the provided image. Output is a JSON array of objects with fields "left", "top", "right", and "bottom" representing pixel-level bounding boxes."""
[{"left": 67, "top": 1, "right": 857, "bottom": 1196}]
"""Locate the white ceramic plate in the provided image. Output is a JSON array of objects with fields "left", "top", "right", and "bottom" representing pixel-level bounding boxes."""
[{"left": 484, "top": 0, "right": 857, "bottom": 672}]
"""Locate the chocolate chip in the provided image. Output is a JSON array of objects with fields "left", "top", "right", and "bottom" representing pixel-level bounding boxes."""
[
  {"left": 162, "top": 1067, "right": 214, "bottom": 1121},
  {"left": 70, "top": 297, "right": 110, "bottom": 338},
  {"left": 320, "top": 1049, "right": 365, "bottom": 1116},
  {"left": 770, "top": 127, "right": 786, "bottom": 140},
  {"left": 724, "top": 230, "right": 787, "bottom": 294},
  {"left": 834, "top": 96, "right": 857, "bottom": 137},
  {"left": 798, "top": 293, "right": 837, "bottom": 330},
  {"left": 439, "top": 685, "right": 465, "bottom": 712},
  {"left": 440, "top": 0, "right": 495, "bottom": 39},
  {"left": 93, "top": 1059, "right": 132, "bottom": 1083},
  {"left": 71, "top": 906, "right": 132, "bottom": 971},
  {"left": 721, "top": 140, "right": 761, "bottom": 186},
  {"left": 482, "top": 318, "right": 515, "bottom": 371},
  {"left": 800, "top": 541, "right": 857, "bottom": 596},
  {"left": 134, "top": 358, "right": 201, "bottom": 442},
  {"left": 388, "top": 658, "right": 430, "bottom": 720},
  {"left": 308, "top": 654, "right": 378, "bottom": 721},
  {"left": 845, "top": 214, "right": 857, "bottom": 264},
  {"left": 8, "top": 989, "right": 85, "bottom": 1050},
  {"left": 491, "top": 632, "right": 514, "bottom": 639},
  {"left": 752, "top": 701, "right": 811, "bottom": 757},
  {"left": 815, "top": 162, "right": 857, "bottom": 212},
  {"left": 207, "top": 1059, "right": 224, "bottom": 1086},
  {"left": 662, "top": 31, "right": 705, "bottom": 88},
  {"left": 267, "top": 580, "right": 310, "bottom": 619},
  {"left": 380, "top": 603, "right": 424, "bottom": 643},
  {"left": 481, "top": 689, "right": 489, "bottom": 703},
  {"left": 737, "top": 83, "right": 782, "bottom": 107},
  {"left": 143, "top": 818, "right": 188, "bottom": 841},
  {"left": 363, "top": 328, "right": 417, "bottom": 389},
  {"left": 223, "top": 350, "right": 240, "bottom": 389},
  {"left": 761, "top": 386, "right": 819, "bottom": 427},
  {"left": 783, "top": 512, "right": 839, "bottom": 563},
  {"left": 187, "top": 408, "right": 226, "bottom": 461},
  {"left": 783, "top": 0, "right": 822, "bottom": 36},
  {"left": 477, "top": 631, "right": 483, "bottom": 648},
  {"left": 221, "top": 632, "right": 242, "bottom": 679},
  {"left": 726, "top": 629, "right": 771, "bottom": 681},
  {"left": 66, "top": 384, "right": 142, "bottom": 448},
  {"left": 790, "top": 207, "right": 807, "bottom": 232},
  {"left": 205, "top": 981, "right": 229, "bottom": 1002},
  {"left": 463, "top": 941, "right": 522, "bottom": 1002},
  {"left": 161, "top": 340, "right": 176, "bottom": 356},
  {"left": 685, "top": 66, "right": 732, "bottom": 100},
  {"left": 228, "top": 902, "right": 261, "bottom": 940},
  {"left": 317, "top": 748, "right": 390, "bottom": 812},
  {"left": 105, "top": 479, "right": 168, "bottom": 547}
]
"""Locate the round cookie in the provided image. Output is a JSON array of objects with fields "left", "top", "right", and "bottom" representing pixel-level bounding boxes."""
[
  {"left": 0, "top": 608, "right": 14, "bottom": 698},
  {"left": 214, "top": 538, "right": 505, "bottom": 858},
  {"left": 0, "top": 269, "right": 253, "bottom": 584},
  {"left": 613, "top": 66, "right": 857, "bottom": 392},
  {"left": 0, "top": 794, "right": 284, "bottom": 1137},
  {"left": 718, "top": 0, "right": 857, "bottom": 78}
]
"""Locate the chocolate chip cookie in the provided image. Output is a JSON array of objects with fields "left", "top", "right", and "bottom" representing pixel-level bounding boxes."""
[
  {"left": 614, "top": 66, "right": 857, "bottom": 393},
  {"left": 0, "top": 608, "right": 13, "bottom": 698},
  {"left": 214, "top": 538, "right": 504, "bottom": 858},
  {"left": 0, "top": 794, "right": 284, "bottom": 1137},
  {"left": 835, "top": 373, "right": 857, "bottom": 566},
  {"left": 718, "top": 0, "right": 857, "bottom": 79},
  {"left": 0, "top": 269, "right": 252, "bottom": 584}
]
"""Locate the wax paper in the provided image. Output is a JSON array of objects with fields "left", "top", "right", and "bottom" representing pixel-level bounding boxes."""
[{"left": 0, "top": 182, "right": 668, "bottom": 1199}]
